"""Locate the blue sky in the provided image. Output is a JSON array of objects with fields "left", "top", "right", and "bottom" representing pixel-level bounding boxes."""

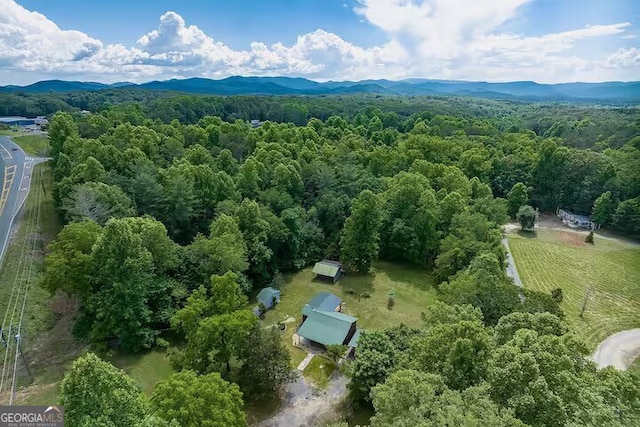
[{"left": 1, "top": 0, "right": 639, "bottom": 84}]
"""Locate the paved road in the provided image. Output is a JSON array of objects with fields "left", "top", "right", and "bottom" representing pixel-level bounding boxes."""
[
  {"left": 592, "top": 329, "right": 640, "bottom": 370},
  {"left": 0, "top": 136, "right": 43, "bottom": 265},
  {"left": 502, "top": 237, "right": 523, "bottom": 287}
]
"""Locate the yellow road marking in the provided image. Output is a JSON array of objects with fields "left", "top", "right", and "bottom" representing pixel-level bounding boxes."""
[{"left": 0, "top": 165, "right": 16, "bottom": 215}]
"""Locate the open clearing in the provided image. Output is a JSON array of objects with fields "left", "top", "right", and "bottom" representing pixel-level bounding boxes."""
[
  {"left": 508, "top": 229, "right": 640, "bottom": 350},
  {"left": 261, "top": 261, "right": 438, "bottom": 376}
]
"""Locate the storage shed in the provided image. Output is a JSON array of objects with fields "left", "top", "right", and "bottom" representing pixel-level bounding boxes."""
[{"left": 312, "top": 260, "right": 343, "bottom": 283}]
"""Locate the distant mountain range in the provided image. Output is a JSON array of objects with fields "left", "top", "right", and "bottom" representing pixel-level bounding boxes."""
[{"left": 1, "top": 76, "right": 639, "bottom": 103}]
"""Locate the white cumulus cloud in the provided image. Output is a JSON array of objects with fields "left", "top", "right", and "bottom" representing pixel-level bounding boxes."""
[
  {"left": 607, "top": 47, "right": 640, "bottom": 68},
  {"left": 0, "top": 0, "right": 637, "bottom": 84}
]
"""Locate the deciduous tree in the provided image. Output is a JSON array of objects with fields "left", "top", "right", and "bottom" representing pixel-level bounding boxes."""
[
  {"left": 340, "top": 190, "right": 382, "bottom": 272},
  {"left": 60, "top": 353, "right": 148, "bottom": 427},
  {"left": 152, "top": 370, "right": 245, "bottom": 427},
  {"left": 516, "top": 205, "right": 536, "bottom": 230},
  {"left": 507, "top": 182, "right": 529, "bottom": 218}
]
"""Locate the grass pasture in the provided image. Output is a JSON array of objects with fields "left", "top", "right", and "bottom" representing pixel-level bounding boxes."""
[
  {"left": 12, "top": 135, "right": 49, "bottom": 157},
  {"left": 109, "top": 350, "right": 176, "bottom": 396},
  {"left": 261, "top": 261, "right": 438, "bottom": 373},
  {"left": 508, "top": 229, "right": 640, "bottom": 349}
]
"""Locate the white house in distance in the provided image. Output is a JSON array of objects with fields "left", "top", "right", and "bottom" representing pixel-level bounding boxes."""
[{"left": 557, "top": 208, "right": 599, "bottom": 230}]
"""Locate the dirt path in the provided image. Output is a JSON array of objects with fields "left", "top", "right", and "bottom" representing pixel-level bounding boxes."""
[
  {"left": 592, "top": 329, "right": 640, "bottom": 370},
  {"left": 257, "top": 373, "right": 348, "bottom": 427},
  {"left": 502, "top": 237, "right": 522, "bottom": 287}
]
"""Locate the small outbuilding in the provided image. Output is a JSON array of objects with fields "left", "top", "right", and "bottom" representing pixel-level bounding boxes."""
[
  {"left": 252, "top": 287, "right": 281, "bottom": 316},
  {"left": 257, "top": 287, "right": 281, "bottom": 309},
  {"left": 312, "top": 260, "right": 343, "bottom": 283}
]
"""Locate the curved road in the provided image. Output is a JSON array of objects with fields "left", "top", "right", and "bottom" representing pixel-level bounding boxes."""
[
  {"left": 0, "top": 136, "right": 40, "bottom": 265},
  {"left": 592, "top": 329, "right": 640, "bottom": 370}
]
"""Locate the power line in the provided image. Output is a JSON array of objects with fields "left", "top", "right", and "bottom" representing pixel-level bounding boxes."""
[
  {"left": 9, "top": 166, "right": 42, "bottom": 404},
  {"left": 0, "top": 183, "right": 36, "bottom": 403},
  {"left": 0, "top": 163, "right": 43, "bottom": 404}
]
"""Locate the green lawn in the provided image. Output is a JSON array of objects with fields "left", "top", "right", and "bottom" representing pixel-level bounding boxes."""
[
  {"left": 109, "top": 350, "right": 176, "bottom": 396},
  {"left": 261, "top": 261, "right": 439, "bottom": 369},
  {"left": 0, "top": 128, "right": 23, "bottom": 136},
  {"left": 628, "top": 357, "right": 640, "bottom": 373},
  {"left": 12, "top": 135, "right": 49, "bottom": 157},
  {"left": 303, "top": 356, "right": 336, "bottom": 389},
  {"left": 508, "top": 229, "right": 640, "bottom": 350}
]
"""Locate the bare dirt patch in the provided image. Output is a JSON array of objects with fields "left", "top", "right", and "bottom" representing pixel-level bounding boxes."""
[{"left": 554, "top": 230, "right": 586, "bottom": 247}]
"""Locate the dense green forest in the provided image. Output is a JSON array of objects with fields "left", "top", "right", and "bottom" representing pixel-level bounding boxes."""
[
  {"left": 3, "top": 89, "right": 640, "bottom": 149},
  {"left": 38, "top": 95, "right": 640, "bottom": 426}
]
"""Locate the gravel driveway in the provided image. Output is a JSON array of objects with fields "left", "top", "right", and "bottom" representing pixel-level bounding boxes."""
[
  {"left": 592, "top": 329, "right": 640, "bottom": 370},
  {"left": 256, "top": 372, "right": 348, "bottom": 427}
]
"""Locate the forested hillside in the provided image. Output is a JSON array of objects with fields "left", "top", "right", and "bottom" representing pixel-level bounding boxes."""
[
  {"left": 39, "top": 98, "right": 640, "bottom": 426},
  {"left": 3, "top": 91, "right": 640, "bottom": 150}
]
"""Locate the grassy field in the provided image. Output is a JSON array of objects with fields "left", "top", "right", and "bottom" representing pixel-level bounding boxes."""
[
  {"left": 108, "top": 350, "right": 176, "bottom": 396},
  {"left": 628, "top": 358, "right": 640, "bottom": 373},
  {"left": 261, "top": 262, "right": 438, "bottom": 372},
  {"left": 508, "top": 229, "right": 640, "bottom": 350},
  {"left": 0, "top": 129, "right": 23, "bottom": 136},
  {"left": 12, "top": 135, "right": 49, "bottom": 157}
]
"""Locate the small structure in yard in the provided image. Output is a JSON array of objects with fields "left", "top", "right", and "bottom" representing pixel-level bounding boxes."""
[
  {"left": 557, "top": 208, "right": 599, "bottom": 230},
  {"left": 252, "top": 287, "right": 281, "bottom": 316},
  {"left": 312, "top": 260, "right": 343, "bottom": 283}
]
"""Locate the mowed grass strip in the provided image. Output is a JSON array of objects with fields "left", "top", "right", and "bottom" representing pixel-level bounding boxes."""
[
  {"left": 261, "top": 261, "right": 438, "bottom": 367},
  {"left": 0, "top": 164, "right": 61, "bottom": 353},
  {"left": 508, "top": 229, "right": 640, "bottom": 350},
  {"left": 13, "top": 135, "right": 49, "bottom": 157}
]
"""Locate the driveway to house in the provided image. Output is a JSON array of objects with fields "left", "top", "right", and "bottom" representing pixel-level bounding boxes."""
[
  {"left": 502, "top": 236, "right": 523, "bottom": 287},
  {"left": 257, "top": 372, "right": 348, "bottom": 427},
  {"left": 592, "top": 329, "right": 640, "bottom": 370}
]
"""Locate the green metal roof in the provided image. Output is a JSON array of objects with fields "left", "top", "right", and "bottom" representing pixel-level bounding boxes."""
[
  {"left": 297, "top": 309, "right": 356, "bottom": 347},
  {"left": 257, "top": 287, "right": 280, "bottom": 309},
  {"left": 312, "top": 260, "right": 342, "bottom": 278},
  {"left": 305, "top": 292, "right": 342, "bottom": 314}
]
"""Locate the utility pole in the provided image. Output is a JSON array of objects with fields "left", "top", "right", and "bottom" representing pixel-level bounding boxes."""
[
  {"left": 0, "top": 328, "right": 6, "bottom": 348},
  {"left": 579, "top": 285, "right": 593, "bottom": 318},
  {"left": 15, "top": 334, "right": 32, "bottom": 383},
  {"left": 9, "top": 333, "right": 33, "bottom": 405}
]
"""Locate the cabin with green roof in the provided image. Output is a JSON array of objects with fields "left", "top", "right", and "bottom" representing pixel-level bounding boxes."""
[
  {"left": 297, "top": 292, "right": 358, "bottom": 350},
  {"left": 298, "top": 309, "right": 357, "bottom": 348},
  {"left": 312, "top": 260, "right": 343, "bottom": 283}
]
